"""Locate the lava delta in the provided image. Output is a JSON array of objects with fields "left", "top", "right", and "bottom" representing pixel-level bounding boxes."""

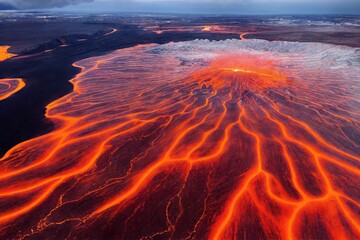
[{"left": 1, "top": 39, "right": 359, "bottom": 239}]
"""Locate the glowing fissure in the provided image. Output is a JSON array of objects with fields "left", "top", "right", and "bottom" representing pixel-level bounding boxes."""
[{"left": 0, "top": 39, "right": 359, "bottom": 239}]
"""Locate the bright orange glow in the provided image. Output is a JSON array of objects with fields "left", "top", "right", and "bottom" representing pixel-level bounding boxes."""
[
  {"left": 0, "top": 46, "right": 16, "bottom": 62},
  {"left": 202, "top": 26, "right": 212, "bottom": 31},
  {"left": 0, "top": 78, "right": 25, "bottom": 101},
  {"left": 0, "top": 43, "right": 359, "bottom": 239},
  {"left": 191, "top": 55, "right": 287, "bottom": 93}
]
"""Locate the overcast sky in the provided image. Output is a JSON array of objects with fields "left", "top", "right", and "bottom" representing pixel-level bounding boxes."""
[{"left": 1, "top": 0, "right": 360, "bottom": 14}]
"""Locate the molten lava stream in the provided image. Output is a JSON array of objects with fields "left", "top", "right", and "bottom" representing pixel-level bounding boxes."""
[
  {"left": 0, "top": 41, "right": 359, "bottom": 239},
  {"left": 0, "top": 47, "right": 23, "bottom": 101},
  {"left": 0, "top": 46, "right": 16, "bottom": 62},
  {"left": 0, "top": 78, "right": 25, "bottom": 101}
]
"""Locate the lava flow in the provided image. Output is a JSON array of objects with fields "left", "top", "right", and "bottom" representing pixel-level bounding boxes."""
[
  {"left": 0, "top": 46, "right": 16, "bottom": 62},
  {"left": 0, "top": 78, "right": 25, "bottom": 101},
  {"left": 0, "top": 40, "right": 359, "bottom": 239},
  {"left": 144, "top": 24, "right": 255, "bottom": 40},
  {"left": 0, "top": 47, "right": 23, "bottom": 101}
]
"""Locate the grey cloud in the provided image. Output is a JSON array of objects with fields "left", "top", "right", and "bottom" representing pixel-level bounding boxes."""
[
  {"left": 2, "top": 0, "right": 94, "bottom": 9},
  {"left": 0, "top": 2, "right": 16, "bottom": 9}
]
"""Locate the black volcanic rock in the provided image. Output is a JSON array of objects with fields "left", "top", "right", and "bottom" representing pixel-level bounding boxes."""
[
  {"left": 22, "top": 28, "right": 116, "bottom": 54},
  {"left": 23, "top": 34, "right": 89, "bottom": 54}
]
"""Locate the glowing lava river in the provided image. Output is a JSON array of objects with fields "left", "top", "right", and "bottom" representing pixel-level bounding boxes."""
[
  {"left": 1, "top": 39, "right": 360, "bottom": 239},
  {"left": 0, "top": 78, "right": 25, "bottom": 101}
]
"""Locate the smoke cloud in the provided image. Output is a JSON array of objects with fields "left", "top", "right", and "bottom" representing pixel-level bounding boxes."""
[{"left": 0, "top": 0, "right": 94, "bottom": 9}]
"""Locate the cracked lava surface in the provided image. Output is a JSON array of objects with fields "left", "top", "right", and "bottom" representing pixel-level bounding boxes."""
[{"left": 0, "top": 39, "right": 360, "bottom": 239}]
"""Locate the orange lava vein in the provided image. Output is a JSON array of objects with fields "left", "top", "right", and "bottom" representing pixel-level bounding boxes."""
[{"left": 240, "top": 32, "right": 249, "bottom": 40}]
